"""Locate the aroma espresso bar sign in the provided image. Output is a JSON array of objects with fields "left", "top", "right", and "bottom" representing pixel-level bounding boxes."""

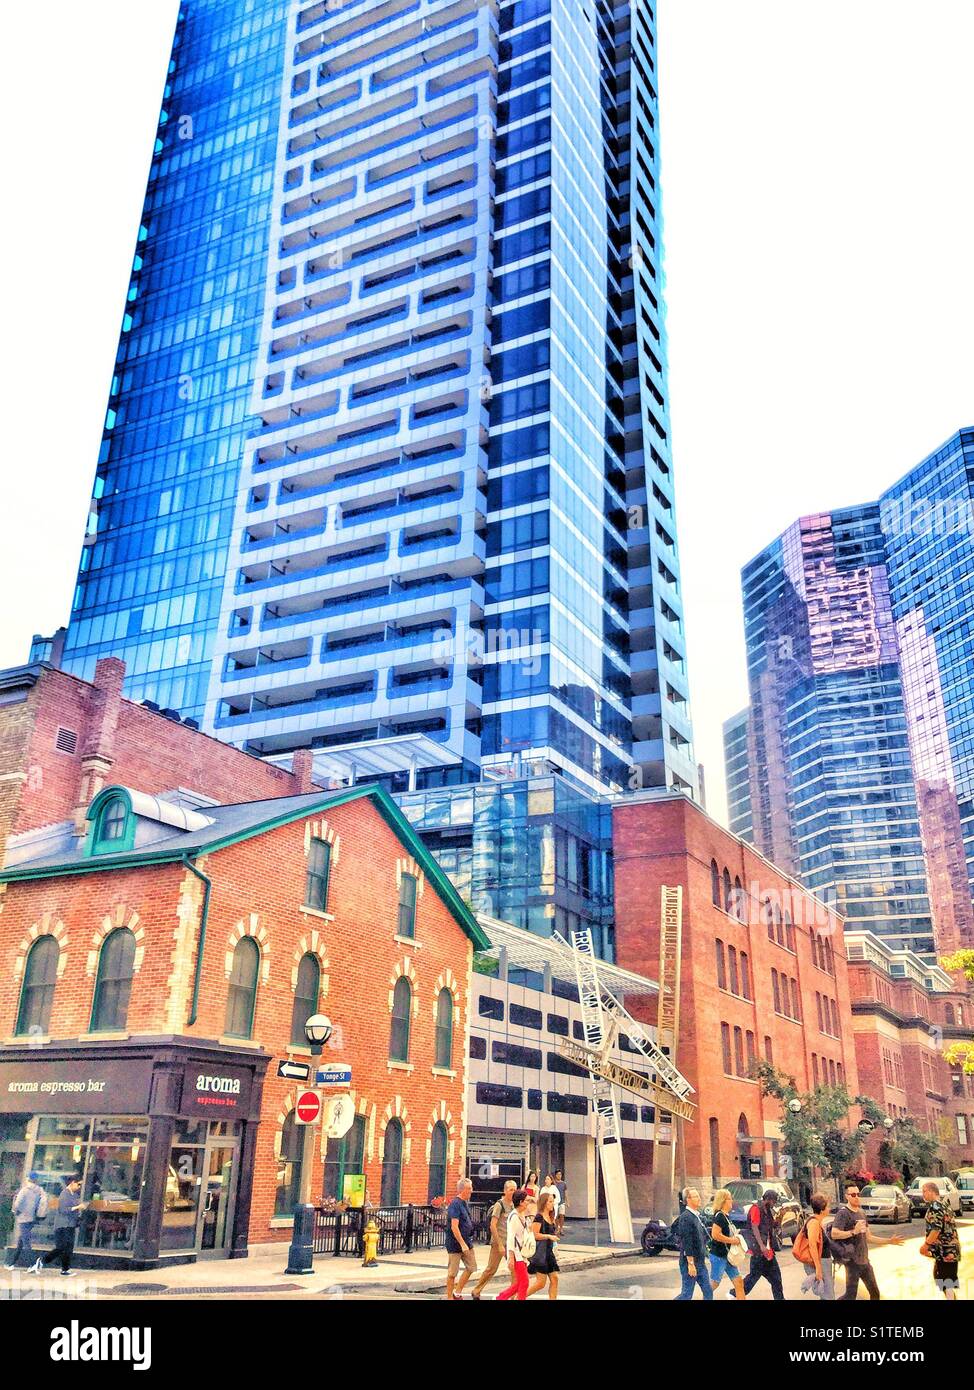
[
  {"left": 0, "top": 1059, "right": 154, "bottom": 1115},
  {"left": 180, "top": 1063, "right": 252, "bottom": 1115}
]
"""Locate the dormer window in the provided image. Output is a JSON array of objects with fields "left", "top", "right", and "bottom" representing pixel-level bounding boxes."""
[{"left": 88, "top": 789, "right": 135, "bottom": 855}]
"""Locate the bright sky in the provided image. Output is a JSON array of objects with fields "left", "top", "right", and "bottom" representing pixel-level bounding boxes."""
[{"left": 1, "top": 1, "right": 972, "bottom": 825}]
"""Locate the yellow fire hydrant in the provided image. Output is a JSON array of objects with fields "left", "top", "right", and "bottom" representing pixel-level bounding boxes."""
[{"left": 362, "top": 1218, "right": 380, "bottom": 1268}]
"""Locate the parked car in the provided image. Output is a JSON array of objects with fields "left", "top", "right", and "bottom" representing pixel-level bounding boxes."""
[
  {"left": 858, "top": 1183, "right": 910, "bottom": 1224},
  {"left": 725, "top": 1180, "right": 803, "bottom": 1244},
  {"left": 905, "top": 1177, "right": 961, "bottom": 1218},
  {"left": 955, "top": 1174, "right": 974, "bottom": 1212}
]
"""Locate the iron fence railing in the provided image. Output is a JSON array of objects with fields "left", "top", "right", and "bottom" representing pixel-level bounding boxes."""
[{"left": 311, "top": 1201, "right": 492, "bottom": 1257}]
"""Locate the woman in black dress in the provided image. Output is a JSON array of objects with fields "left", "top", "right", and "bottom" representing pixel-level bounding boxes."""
[{"left": 526, "top": 1191, "right": 560, "bottom": 1299}]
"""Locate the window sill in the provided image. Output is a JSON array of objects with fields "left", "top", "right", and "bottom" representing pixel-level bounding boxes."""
[
  {"left": 300, "top": 906, "right": 335, "bottom": 922},
  {"left": 270, "top": 1216, "right": 294, "bottom": 1229},
  {"left": 287, "top": 1044, "right": 312, "bottom": 1057},
  {"left": 86, "top": 1030, "right": 130, "bottom": 1041},
  {"left": 717, "top": 987, "right": 753, "bottom": 1004},
  {"left": 432, "top": 1066, "right": 457, "bottom": 1079},
  {"left": 388, "top": 1060, "right": 414, "bottom": 1074},
  {"left": 7, "top": 1033, "right": 51, "bottom": 1044},
  {"left": 218, "top": 1036, "right": 263, "bottom": 1050},
  {"left": 394, "top": 934, "right": 421, "bottom": 948}
]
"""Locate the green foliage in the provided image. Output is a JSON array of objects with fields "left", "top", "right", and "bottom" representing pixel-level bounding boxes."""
[{"left": 750, "top": 1062, "right": 878, "bottom": 1185}]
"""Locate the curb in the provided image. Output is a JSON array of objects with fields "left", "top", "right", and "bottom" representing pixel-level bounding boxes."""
[{"left": 387, "top": 1244, "right": 642, "bottom": 1296}]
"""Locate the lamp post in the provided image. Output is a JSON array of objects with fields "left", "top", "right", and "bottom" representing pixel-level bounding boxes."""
[{"left": 285, "top": 1013, "right": 333, "bottom": 1275}]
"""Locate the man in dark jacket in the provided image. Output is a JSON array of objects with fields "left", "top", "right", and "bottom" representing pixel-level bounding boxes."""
[
  {"left": 41, "top": 1176, "right": 86, "bottom": 1277},
  {"left": 673, "top": 1188, "right": 713, "bottom": 1300},
  {"left": 734, "top": 1190, "right": 785, "bottom": 1300}
]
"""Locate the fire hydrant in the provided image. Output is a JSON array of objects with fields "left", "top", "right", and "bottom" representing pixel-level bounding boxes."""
[{"left": 362, "top": 1218, "right": 380, "bottom": 1268}]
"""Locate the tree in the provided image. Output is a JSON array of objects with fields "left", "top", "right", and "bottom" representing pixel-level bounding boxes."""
[
  {"left": 887, "top": 1118, "right": 942, "bottom": 1179},
  {"left": 940, "top": 950, "right": 974, "bottom": 1075},
  {"left": 751, "top": 1061, "right": 877, "bottom": 1195}
]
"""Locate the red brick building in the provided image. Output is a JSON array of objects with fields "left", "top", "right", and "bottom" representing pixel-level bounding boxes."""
[
  {"left": 845, "top": 930, "right": 974, "bottom": 1173},
  {"left": 611, "top": 792, "right": 861, "bottom": 1197},
  {"left": 0, "top": 659, "right": 485, "bottom": 1268}
]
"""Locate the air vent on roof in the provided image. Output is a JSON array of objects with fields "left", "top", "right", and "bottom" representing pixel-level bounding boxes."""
[{"left": 55, "top": 727, "right": 78, "bottom": 755}]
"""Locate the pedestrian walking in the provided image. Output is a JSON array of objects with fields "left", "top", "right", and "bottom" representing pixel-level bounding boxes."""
[
  {"left": 524, "top": 1170, "right": 539, "bottom": 1199},
  {"left": 553, "top": 1169, "right": 567, "bottom": 1235},
  {"left": 733, "top": 1190, "right": 784, "bottom": 1300},
  {"left": 470, "top": 1180, "right": 516, "bottom": 1300},
  {"left": 920, "top": 1181, "right": 961, "bottom": 1300},
  {"left": 708, "top": 1189, "right": 746, "bottom": 1300},
  {"left": 673, "top": 1187, "right": 713, "bottom": 1300},
  {"left": 526, "top": 1191, "right": 560, "bottom": 1299},
  {"left": 4, "top": 1172, "right": 47, "bottom": 1273},
  {"left": 40, "top": 1176, "right": 86, "bottom": 1277},
  {"left": 445, "top": 1177, "right": 478, "bottom": 1301},
  {"left": 497, "top": 1190, "right": 535, "bottom": 1301},
  {"left": 539, "top": 1173, "right": 561, "bottom": 1221},
  {"left": 831, "top": 1181, "right": 902, "bottom": 1300},
  {"left": 796, "top": 1193, "right": 835, "bottom": 1300}
]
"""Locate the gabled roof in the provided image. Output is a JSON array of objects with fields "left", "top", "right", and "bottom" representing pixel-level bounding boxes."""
[{"left": 0, "top": 783, "right": 489, "bottom": 950}]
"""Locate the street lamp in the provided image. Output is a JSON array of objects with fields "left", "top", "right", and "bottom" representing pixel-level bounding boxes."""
[
  {"left": 788, "top": 1098, "right": 803, "bottom": 1114},
  {"left": 883, "top": 1117, "right": 895, "bottom": 1133},
  {"left": 285, "top": 1014, "right": 333, "bottom": 1275}
]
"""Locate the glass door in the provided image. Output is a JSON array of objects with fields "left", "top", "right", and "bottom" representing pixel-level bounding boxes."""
[{"left": 196, "top": 1142, "right": 238, "bottom": 1256}]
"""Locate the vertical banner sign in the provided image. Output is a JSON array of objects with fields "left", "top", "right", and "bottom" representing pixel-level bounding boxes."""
[{"left": 653, "top": 885, "right": 683, "bottom": 1219}]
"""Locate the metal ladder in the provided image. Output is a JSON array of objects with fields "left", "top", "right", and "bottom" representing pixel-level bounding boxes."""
[
  {"left": 569, "top": 929, "right": 622, "bottom": 1144},
  {"left": 599, "top": 993, "right": 694, "bottom": 1102}
]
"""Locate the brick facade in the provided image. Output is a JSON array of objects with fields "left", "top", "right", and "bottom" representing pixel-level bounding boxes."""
[
  {"left": 611, "top": 793, "right": 861, "bottom": 1194},
  {"left": 0, "top": 658, "right": 476, "bottom": 1262},
  {"left": 846, "top": 932, "right": 974, "bottom": 1173}
]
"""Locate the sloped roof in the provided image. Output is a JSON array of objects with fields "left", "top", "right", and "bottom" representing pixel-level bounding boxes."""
[{"left": 0, "top": 783, "right": 489, "bottom": 950}]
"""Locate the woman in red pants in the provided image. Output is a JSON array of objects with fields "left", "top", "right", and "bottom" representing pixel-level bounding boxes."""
[{"left": 496, "top": 1190, "right": 535, "bottom": 1300}]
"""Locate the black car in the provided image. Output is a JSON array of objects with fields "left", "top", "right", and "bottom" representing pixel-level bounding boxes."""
[{"left": 725, "top": 1180, "right": 803, "bottom": 1245}]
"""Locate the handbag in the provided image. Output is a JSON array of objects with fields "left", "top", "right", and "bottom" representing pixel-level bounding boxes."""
[
  {"left": 726, "top": 1235, "right": 745, "bottom": 1266},
  {"left": 520, "top": 1223, "right": 537, "bottom": 1260}
]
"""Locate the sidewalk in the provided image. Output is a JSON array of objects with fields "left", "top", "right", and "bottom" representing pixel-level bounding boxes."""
[{"left": 0, "top": 1219, "right": 644, "bottom": 1300}]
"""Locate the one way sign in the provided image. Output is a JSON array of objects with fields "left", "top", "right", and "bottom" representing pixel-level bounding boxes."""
[{"left": 277, "top": 1059, "right": 311, "bottom": 1082}]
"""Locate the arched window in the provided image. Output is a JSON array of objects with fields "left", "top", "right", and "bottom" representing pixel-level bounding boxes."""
[
  {"left": 274, "top": 1112, "right": 303, "bottom": 1216},
  {"left": 711, "top": 860, "right": 721, "bottom": 907},
  {"left": 16, "top": 935, "right": 59, "bottom": 1035},
  {"left": 945, "top": 1003, "right": 956, "bottom": 1026},
  {"left": 89, "top": 791, "right": 134, "bottom": 855},
  {"left": 734, "top": 877, "right": 745, "bottom": 922},
  {"left": 390, "top": 977, "right": 411, "bottom": 1062},
  {"left": 709, "top": 1117, "right": 720, "bottom": 1187},
  {"left": 381, "top": 1117, "right": 404, "bottom": 1206},
  {"left": 784, "top": 911, "right": 795, "bottom": 952},
  {"left": 428, "top": 1120, "right": 449, "bottom": 1202},
  {"left": 225, "top": 937, "right": 260, "bottom": 1039},
  {"left": 290, "top": 953, "right": 320, "bottom": 1045},
  {"left": 740, "top": 951, "right": 751, "bottom": 1000},
  {"left": 434, "top": 988, "right": 454, "bottom": 1070},
  {"left": 323, "top": 1113, "right": 366, "bottom": 1201},
  {"left": 90, "top": 928, "right": 136, "bottom": 1032},
  {"left": 764, "top": 898, "right": 774, "bottom": 941},
  {"left": 715, "top": 939, "right": 726, "bottom": 990},
  {"left": 773, "top": 904, "right": 784, "bottom": 946},
  {"left": 398, "top": 872, "right": 418, "bottom": 939},
  {"left": 733, "top": 1026, "right": 745, "bottom": 1076},
  {"left": 722, "top": 868, "right": 732, "bottom": 914}
]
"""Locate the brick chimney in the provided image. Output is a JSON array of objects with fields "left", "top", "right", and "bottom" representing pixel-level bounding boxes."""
[
  {"left": 73, "top": 657, "right": 126, "bottom": 835},
  {"left": 291, "top": 747, "right": 316, "bottom": 795}
]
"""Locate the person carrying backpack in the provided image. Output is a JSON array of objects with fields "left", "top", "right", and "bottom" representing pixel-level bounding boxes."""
[
  {"left": 731, "top": 1190, "right": 784, "bottom": 1300},
  {"left": 5, "top": 1172, "right": 48, "bottom": 1273},
  {"left": 794, "top": 1193, "right": 835, "bottom": 1299},
  {"left": 470, "top": 1180, "right": 516, "bottom": 1300}
]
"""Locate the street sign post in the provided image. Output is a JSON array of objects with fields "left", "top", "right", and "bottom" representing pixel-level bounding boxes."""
[
  {"left": 277, "top": 1059, "right": 311, "bottom": 1082},
  {"left": 323, "top": 1093, "right": 355, "bottom": 1140},
  {"left": 295, "top": 1089, "right": 323, "bottom": 1126}
]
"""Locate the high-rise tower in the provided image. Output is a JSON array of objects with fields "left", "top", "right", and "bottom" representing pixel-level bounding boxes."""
[{"left": 62, "top": 0, "right": 696, "bottom": 797}]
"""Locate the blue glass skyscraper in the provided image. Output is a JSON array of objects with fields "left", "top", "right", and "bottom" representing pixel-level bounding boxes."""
[
  {"left": 742, "top": 507, "right": 933, "bottom": 954},
  {"left": 61, "top": 0, "right": 696, "bottom": 798}
]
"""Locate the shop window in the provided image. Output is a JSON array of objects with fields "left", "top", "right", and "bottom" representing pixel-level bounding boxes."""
[
  {"left": 90, "top": 928, "right": 136, "bottom": 1033},
  {"left": 390, "top": 976, "right": 411, "bottom": 1062},
  {"left": 290, "top": 952, "right": 321, "bottom": 1045},
  {"left": 323, "top": 1113, "right": 366, "bottom": 1202},
  {"left": 381, "top": 1117, "right": 404, "bottom": 1206},
  {"left": 16, "top": 935, "right": 59, "bottom": 1035},
  {"left": 434, "top": 987, "right": 454, "bottom": 1069},
  {"left": 89, "top": 792, "right": 134, "bottom": 855},
  {"left": 427, "top": 1120, "right": 448, "bottom": 1202},
  {"left": 225, "top": 937, "right": 260, "bottom": 1039},
  {"left": 274, "top": 1112, "right": 303, "bottom": 1216},
  {"left": 305, "top": 837, "right": 332, "bottom": 912},
  {"left": 398, "top": 872, "right": 417, "bottom": 938}
]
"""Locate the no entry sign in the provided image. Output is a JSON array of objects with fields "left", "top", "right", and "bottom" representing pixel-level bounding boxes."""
[{"left": 295, "top": 1089, "right": 323, "bottom": 1126}]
